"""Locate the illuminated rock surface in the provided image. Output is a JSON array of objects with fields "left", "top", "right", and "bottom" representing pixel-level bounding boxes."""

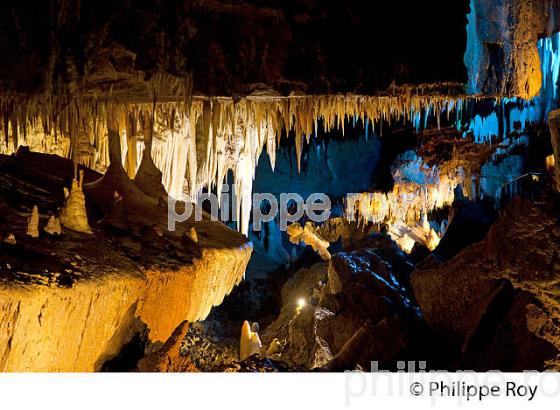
[
  {"left": 0, "top": 150, "right": 251, "bottom": 371},
  {"left": 465, "top": 0, "right": 560, "bottom": 98}
]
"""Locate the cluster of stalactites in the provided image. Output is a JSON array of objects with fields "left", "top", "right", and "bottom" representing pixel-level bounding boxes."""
[
  {"left": 345, "top": 166, "right": 463, "bottom": 252},
  {"left": 0, "top": 94, "right": 465, "bottom": 236}
]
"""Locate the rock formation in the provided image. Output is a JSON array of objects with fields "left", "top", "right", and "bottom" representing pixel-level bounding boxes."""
[
  {"left": 60, "top": 171, "right": 93, "bottom": 234},
  {"left": 0, "top": 151, "right": 252, "bottom": 371},
  {"left": 136, "top": 322, "right": 197, "bottom": 372},
  {"left": 26, "top": 205, "right": 39, "bottom": 238},
  {"left": 44, "top": 216, "right": 62, "bottom": 236},
  {"left": 412, "top": 199, "right": 560, "bottom": 370},
  {"left": 262, "top": 245, "right": 419, "bottom": 370},
  {"left": 240, "top": 321, "right": 253, "bottom": 361},
  {"left": 266, "top": 339, "right": 282, "bottom": 359},
  {"left": 466, "top": 0, "right": 560, "bottom": 98},
  {"left": 186, "top": 227, "right": 198, "bottom": 243},
  {"left": 250, "top": 333, "right": 263, "bottom": 358},
  {"left": 287, "top": 222, "right": 331, "bottom": 261},
  {"left": 240, "top": 320, "right": 263, "bottom": 360}
]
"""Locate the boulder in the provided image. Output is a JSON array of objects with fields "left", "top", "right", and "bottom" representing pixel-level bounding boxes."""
[
  {"left": 412, "top": 199, "right": 560, "bottom": 370},
  {"left": 262, "top": 247, "right": 420, "bottom": 370}
]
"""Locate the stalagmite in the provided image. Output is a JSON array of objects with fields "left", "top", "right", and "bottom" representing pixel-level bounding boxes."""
[
  {"left": 239, "top": 320, "right": 263, "bottom": 360},
  {"left": 4, "top": 234, "right": 16, "bottom": 245},
  {"left": 249, "top": 332, "right": 262, "bottom": 358},
  {"left": 426, "top": 228, "right": 441, "bottom": 251},
  {"left": 26, "top": 205, "right": 39, "bottom": 238},
  {"left": 240, "top": 320, "right": 253, "bottom": 361},
  {"left": 44, "top": 215, "right": 62, "bottom": 236},
  {"left": 266, "top": 339, "right": 282, "bottom": 359},
  {"left": 134, "top": 110, "right": 168, "bottom": 199},
  {"left": 60, "top": 171, "right": 93, "bottom": 234},
  {"left": 185, "top": 227, "right": 198, "bottom": 243}
]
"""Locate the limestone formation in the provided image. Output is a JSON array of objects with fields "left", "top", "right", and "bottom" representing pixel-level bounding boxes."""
[
  {"left": 26, "top": 205, "right": 39, "bottom": 238},
  {"left": 0, "top": 94, "right": 469, "bottom": 236},
  {"left": 287, "top": 222, "right": 331, "bottom": 260},
  {"left": 59, "top": 171, "right": 93, "bottom": 234},
  {"left": 0, "top": 149, "right": 253, "bottom": 371},
  {"left": 240, "top": 321, "right": 264, "bottom": 360},
  {"left": 0, "top": 224, "right": 252, "bottom": 372},
  {"left": 134, "top": 111, "right": 168, "bottom": 200},
  {"left": 44, "top": 215, "right": 62, "bottom": 236},
  {"left": 412, "top": 199, "right": 560, "bottom": 370},
  {"left": 186, "top": 227, "right": 198, "bottom": 243},
  {"left": 136, "top": 322, "right": 196, "bottom": 372},
  {"left": 250, "top": 333, "right": 263, "bottom": 358},
  {"left": 266, "top": 339, "right": 282, "bottom": 359},
  {"left": 240, "top": 321, "right": 253, "bottom": 361},
  {"left": 262, "top": 251, "right": 417, "bottom": 370},
  {"left": 465, "top": 0, "right": 559, "bottom": 98},
  {"left": 3, "top": 234, "right": 16, "bottom": 245}
]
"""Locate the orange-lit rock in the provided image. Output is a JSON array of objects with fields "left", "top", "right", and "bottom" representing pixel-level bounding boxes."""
[
  {"left": 0, "top": 151, "right": 252, "bottom": 372},
  {"left": 0, "top": 238, "right": 251, "bottom": 372}
]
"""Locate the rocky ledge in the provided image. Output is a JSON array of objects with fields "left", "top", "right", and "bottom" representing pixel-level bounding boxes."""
[{"left": 0, "top": 149, "right": 251, "bottom": 371}]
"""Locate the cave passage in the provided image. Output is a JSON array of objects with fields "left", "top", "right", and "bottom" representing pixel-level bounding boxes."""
[{"left": 0, "top": 0, "right": 560, "bottom": 382}]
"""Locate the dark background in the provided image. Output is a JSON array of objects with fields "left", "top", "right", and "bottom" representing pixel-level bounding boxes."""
[{"left": 0, "top": 0, "right": 470, "bottom": 95}]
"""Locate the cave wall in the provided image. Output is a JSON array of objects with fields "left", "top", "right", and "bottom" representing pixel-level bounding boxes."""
[
  {"left": 466, "top": 0, "right": 560, "bottom": 98},
  {"left": 0, "top": 0, "right": 469, "bottom": 97}
]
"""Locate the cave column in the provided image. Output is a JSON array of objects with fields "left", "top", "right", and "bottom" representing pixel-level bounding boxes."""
[
  {"left": 124, "top": 112, "right": 137, "bottom": 178},
  {"left": 133, "top": 109, "right": 167, "bottom": 199},
  {"left": 107, "top": 105, "right": 123, "bottom": 166}
]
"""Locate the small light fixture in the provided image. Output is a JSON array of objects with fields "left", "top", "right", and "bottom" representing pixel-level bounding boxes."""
[{"left": 297, "top": 298, "right": 306, "bottom": 309}]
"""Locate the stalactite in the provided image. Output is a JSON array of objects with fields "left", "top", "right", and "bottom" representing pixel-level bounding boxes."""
[
  {"left": 345, "top": 158, "right": 463, "bottom": 252},
  {"left": 0, "top": 92, "right": 472, "bottom": 235},
  {"left": 107, "top": 104, "right": 122, "bottom": 166}
]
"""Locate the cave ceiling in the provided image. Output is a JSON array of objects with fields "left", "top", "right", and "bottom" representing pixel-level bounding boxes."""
[{"left": 0, "top": 0, "right": 471, "bottom": 99}]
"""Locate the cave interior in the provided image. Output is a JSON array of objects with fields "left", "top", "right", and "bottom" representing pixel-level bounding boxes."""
[{"left": 1, "top": 0, "right": 560, "bottom": 373}]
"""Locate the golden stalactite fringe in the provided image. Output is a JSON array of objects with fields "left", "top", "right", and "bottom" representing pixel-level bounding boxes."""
[{"left": 0, "top": 93, "right": 470, "bottom": 235}]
